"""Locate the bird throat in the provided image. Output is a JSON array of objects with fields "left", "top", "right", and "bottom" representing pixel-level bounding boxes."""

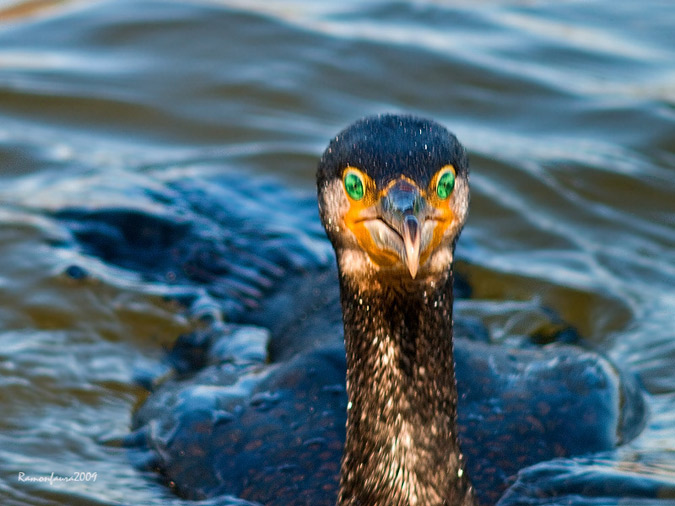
[{"left": 337, "top": 269, "right": 474, "bottom": 506}]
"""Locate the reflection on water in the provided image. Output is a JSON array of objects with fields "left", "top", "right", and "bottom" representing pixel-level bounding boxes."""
[{"left": 0, "top": 0, "right": 674, "bottom": 505}]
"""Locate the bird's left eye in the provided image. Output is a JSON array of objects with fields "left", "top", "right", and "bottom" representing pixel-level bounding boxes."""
[
  {"left": 344, "top": 171, "right": 365, "bottom": 200},
  {"left": 435, "top": 167, "right": 456, "bottom": 199}
]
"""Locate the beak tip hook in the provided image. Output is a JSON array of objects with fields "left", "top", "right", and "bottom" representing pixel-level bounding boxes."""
[{"left": 403, "top": 215, "right": 421, "bottom": 279}]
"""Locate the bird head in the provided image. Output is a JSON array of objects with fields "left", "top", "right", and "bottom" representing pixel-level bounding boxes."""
[{"left": 317, "top": 115, "right": 469, "bottom": 284}]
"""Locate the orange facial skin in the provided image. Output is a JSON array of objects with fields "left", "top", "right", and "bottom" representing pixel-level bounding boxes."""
[
  {"left": 342, "top": 167, "right": 401, "bottom": 268},
  {"left": 421, "top": 164, "right": 456, "bottom": 266},
  {"left": 342, "top": 165, "right": 457, "bottom": 273}
]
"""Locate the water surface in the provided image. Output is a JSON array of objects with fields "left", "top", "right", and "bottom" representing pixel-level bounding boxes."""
[{"left": 0, "top": 1, "right": 674, "bottom": 505}]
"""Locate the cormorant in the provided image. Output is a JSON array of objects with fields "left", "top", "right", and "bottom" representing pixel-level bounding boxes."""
[{"left": 120, "top": 114, "right": 643, "bottom": 506}]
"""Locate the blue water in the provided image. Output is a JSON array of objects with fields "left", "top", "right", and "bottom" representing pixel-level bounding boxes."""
[{"left": 0, "top": 1, "right": 673, "bottom": 505}]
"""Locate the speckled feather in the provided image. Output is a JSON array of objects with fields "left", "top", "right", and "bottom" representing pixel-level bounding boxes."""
[{"left": 337, "top": 270, "right": 473, "bottom": 506}]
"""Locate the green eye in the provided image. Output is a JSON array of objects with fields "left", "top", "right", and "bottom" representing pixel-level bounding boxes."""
[
  {"left": 436, "top": 169, "right": 455, "bottom": 199},
  {"left": 344, "top": 171, "right": 365, "bottom": 200}
]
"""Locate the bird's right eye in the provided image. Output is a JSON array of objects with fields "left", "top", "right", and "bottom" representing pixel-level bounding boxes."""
[{"left": 344, "top": 170, "right": 365, "bottom": 201}]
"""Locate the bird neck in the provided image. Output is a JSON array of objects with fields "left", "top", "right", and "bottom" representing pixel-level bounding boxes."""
[{"left": 338, "top": 269, "right": 474, "bottom": 506}]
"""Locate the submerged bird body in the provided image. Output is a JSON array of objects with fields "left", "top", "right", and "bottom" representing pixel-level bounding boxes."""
[{"left": 81, "top": 115, "right": 647, "bottom": 505}]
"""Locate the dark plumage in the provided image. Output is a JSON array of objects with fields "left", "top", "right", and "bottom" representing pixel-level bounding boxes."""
[{"left": 69, "top": 114, "right": 646, "bottom": 505}]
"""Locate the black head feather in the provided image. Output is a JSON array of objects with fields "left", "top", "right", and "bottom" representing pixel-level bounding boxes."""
[{"left": 317, "top": 114, "right": 468, "bottom": 191}]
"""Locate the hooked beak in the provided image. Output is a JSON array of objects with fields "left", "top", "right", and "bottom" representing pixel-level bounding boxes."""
[
  {"left": 377, "top": 179, "right": 427, "bottom": 278},
  {"left": 401, "top": 215, "right": 421, "bottom": 278}
]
